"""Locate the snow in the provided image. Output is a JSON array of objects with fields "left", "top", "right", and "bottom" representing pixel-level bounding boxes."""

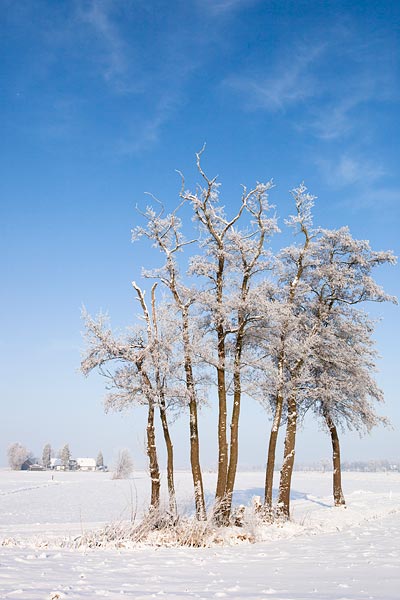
[{"left": 1, "top": 469, "right": 399, "bottom": 599}]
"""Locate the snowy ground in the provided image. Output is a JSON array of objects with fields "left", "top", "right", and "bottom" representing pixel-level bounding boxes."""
[{"left": 1, "top": 469, "right": 399, "bottom": 599}]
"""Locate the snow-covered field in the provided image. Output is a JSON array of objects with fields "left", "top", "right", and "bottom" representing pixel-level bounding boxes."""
[{"left": 1, "top": 469, "right": 399, "bottom": 599}]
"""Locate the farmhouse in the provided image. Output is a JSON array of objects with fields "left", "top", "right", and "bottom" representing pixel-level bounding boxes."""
[
  {"left": 76, "top": 457, "right": 96, "bottom": 471},
  {"left": 29, "top": 463, "right": 45, "bottom": 471}
]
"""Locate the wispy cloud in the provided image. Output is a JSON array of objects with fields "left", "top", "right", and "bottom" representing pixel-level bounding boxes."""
[
  {"left": 71, "top": 1, "right": 235, "bottom": 153},
  {"left": 309, "top": 69, "right": 396, "bottom": 141},
  {"left": 224, "top": 44, "right": 325, "bottom": 111},
  {"left": 316, "top": 154, "right": 386, "bottom": 188},
  {"left": 315, "top": 153, "right": 400, "bottom": 217},
  {"left": 224, "top": 25, "right": 398, "bottom": 141},
  {"left": 335, "top": 185, "right": 400, "bottom": 216},
  {"left": 116, "top": 94, "right": 181, "bottom": 155},
  {"left": 71, "top": 1, "right": 188, "bottom": 152},
  {"left": 75, "top": 0, "right": 140, "bottom": 93},
  {"left": 308, "top": 96, "right": 359, "bottom": 141},
  {"left": 201, "top": 0, "right": 260, "bottom": 16}
]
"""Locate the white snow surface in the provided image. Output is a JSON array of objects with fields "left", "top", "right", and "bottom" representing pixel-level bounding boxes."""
[{"left": 1, "top": 469, "right": 399, "bottom": 599}]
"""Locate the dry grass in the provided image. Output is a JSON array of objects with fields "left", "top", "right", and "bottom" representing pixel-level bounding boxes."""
[{"left": 73, "top": 503, "right": 263, "bottom": 548}]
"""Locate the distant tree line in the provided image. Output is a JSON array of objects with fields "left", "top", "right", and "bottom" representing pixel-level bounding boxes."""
[
  {"left": 7, "top": 442, "right": 107, "bottom": 472},
  {"left": 341, "top": 459, "right": 399, "bottom": 472},
  {"left": 82, "top": 150, "right": 397, "bottom": 525},
  {"left": 292, "top": 460, "right": 400, "bottom": 472}
]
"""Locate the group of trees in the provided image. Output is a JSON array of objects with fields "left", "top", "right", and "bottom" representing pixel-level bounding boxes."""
[
  {"left": 82, "top": 150, "right": 396, "bottom": 524},
  {"left": 40, "top": 442, "right": 72, "bottom": 469}
]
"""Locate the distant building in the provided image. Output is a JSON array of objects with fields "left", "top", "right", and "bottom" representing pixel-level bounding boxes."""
[
  {"left": 50, "top": 458, "right": 64, "bottom": 471},
  {"left": 21, "top": 458, "right": 35, "bottom": 470},
  {"left": 29, "top": 463, "right": 46, "bottom": 471},
  {"left": 76, "top": 457, "right": 96, "bottom": 471},
  {"left": 47, "top": 457, "right": 99, "bottom": 472}
]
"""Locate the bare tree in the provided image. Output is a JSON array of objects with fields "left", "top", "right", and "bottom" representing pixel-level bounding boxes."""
[
  {"left": 262, "top": 184, "right": 316, "bottom": 513},
  {"left": 275, "top": 220, "right": 396, "bottom": 518},
  {"left": 178, "top": 148, "right": 277, "bottom": 523},
  {"left": 96, "top": 450, "right": 104, "bottom": 468},
  {"left": 82, "top": 309, "right": 160, "bottom": 507},
  {"left": 113, "top": 449, "right": 134, "bottom": 479},
  {"left": 133, "top": 202, "right": 207, "bottom": 520},
  {"left": 148, "top": 285, "right": 177, "bottom": 515},
  {"left": 307, "top": 305, "right": 392, "bottom": 506},
  {"left": 60, "top": 444, "right": 71, "bottom": 470},
  {"left": 7, "top": 442, "right": 30, "bottom": 470},
  {"left": 81, "top": 292, "right": 179, "bottom": 513},
  {"left": 42, "top": 443, "right": 52, "bottom": 469}
]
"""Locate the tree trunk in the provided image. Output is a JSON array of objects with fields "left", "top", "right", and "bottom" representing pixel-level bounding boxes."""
[
  {"left": 214, "top": 253, "right": 228, "bottom": 511},
  {"left": 147, "top": 283, "right": 177, "bottom": 516},
  {"left": 181, "top": 307, "right": 206, "bottom": 520},
  {"left": 221, "top": 330, "right": 244, "bottom": 524},
  {"left": 215, "top": 326, "right": 228, "bottom": 510},
  {"left": 264, "top": 354, "right": 285, "bottom": 510},
  {"left": 277, "top": 396, "right": 297, "bottom": 518},
  {"left": 324, "top": 411, "right": 346, "bottom": 506},
  {"left": 137, "top": 365, "right": 161, "bottom": 511},
  {"left": 159, "top": 402, "right": 177, "bottom": 515},
  {"left": 146, "top": 402, "right": 160, "bottom": 510},
  {"left": 264, "top": 392, "right": 283, "bottom": 509},
  {"left": 188, "top": 396, "right": 206, "bottom": 520}
]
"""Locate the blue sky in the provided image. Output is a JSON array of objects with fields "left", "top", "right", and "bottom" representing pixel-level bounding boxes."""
[{"left": 1, "top": 0, "right": 399, "bottom": 469}]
